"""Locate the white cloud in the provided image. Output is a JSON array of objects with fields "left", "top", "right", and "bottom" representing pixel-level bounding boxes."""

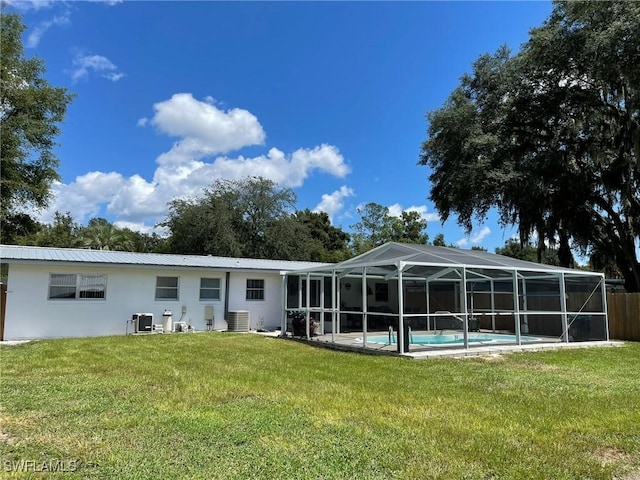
[
  {"left": 314, "top": 186, "right": 355, "bottom": 222},
  {"left": 12, "top": 0, "right": 117, "bottom": 48},
  {"left": 8, "top": 0, "right": 121, "bottom": 9},
  {"left": 136, "top": 117, "right": 148, "bottom": 127},
  {"left": 70, "top": 53, "right": 124, "bottom": 82},
  {"left": 386, "top": 204, "right": 403, "bottom": 217},
  {"left": 150, "top": 93, "right": 266, "bottom": 158},
  {"left": 40, "top": 172, "right": 125, "bottom": 224},
  {"left": 36, "top": 94, "right": 351, "bottom": 232},
  {"left": 387, "top": 203, "right": 440, "bottom": 223},
  {"left": 41, "top": 171, "right": 166, "bottom": 227},
  {"left": 289, "top": 145, "right": 350, "bottom": 182},
  {"left": 105, "top": 175, "right": 165, "bottom": 220},
  {"left": 457, "top": 226, "right": 491, "bottom": 247},
  {"left": 104, "top": 71, "right": 125, "bottom": 82},
  {"left": 26, "top": 11, "right": 71, "bottom": 48},
  {"left": 5, "top": 0, "right": 55, "bottom": 11},
  {"left": 206, "top": 145, "right": 348, "bottom": 188},
  {"left": 113, "top": 220, "right": 166, "bottom": 236}
]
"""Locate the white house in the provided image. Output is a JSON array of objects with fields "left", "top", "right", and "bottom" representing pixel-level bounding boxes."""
[
  {"left": 0, "top": 243, "right": 609, "bottom": 351},
  {"left": 0, "top": 245, "right": 327, "bottom": 341}
]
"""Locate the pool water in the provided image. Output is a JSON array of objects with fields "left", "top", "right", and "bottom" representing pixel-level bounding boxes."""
[{"left": 362, "top": 333, "right": 541, "bottom": 346}]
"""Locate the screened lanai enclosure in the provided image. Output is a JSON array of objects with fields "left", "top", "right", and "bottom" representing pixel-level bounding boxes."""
[{"left": 281, "top": 243, "right": 609, "bottom": 354}]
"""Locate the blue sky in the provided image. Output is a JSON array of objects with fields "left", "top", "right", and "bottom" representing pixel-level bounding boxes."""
[{"left": 9, "top": 0, "right": 554, "bottom": 252}]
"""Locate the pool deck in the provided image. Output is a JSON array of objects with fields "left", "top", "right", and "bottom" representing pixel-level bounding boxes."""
[
  {"left": 277, "top": 330, "right": 623, "bottom": 359},
  {"left": 403, "top": 339, "right": 623, "bottom": 359}
]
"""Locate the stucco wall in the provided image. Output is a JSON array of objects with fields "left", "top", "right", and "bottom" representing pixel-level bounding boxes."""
[
  {"left": 3, "top": 263, "right": 283, "bottom": 340},
  {"left": 227, "top": 272, "right": 283, "bottom": 331}
]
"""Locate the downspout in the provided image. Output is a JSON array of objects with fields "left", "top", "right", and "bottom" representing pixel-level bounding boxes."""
[{"left": 224, "top": 271, "right": 231, "bottom": 322}]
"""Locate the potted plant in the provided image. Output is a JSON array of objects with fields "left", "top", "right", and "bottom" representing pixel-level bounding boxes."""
[
  {"left": 468, "top": 316, "right": 480, "bottom": 332},
  {"left": 289, "top": 311, "right": 318, "bottom": 337}
]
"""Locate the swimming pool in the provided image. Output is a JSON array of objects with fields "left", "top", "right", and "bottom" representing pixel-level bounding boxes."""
[{"left": 360, "top": 333, "right": 541, "bottom": 346}]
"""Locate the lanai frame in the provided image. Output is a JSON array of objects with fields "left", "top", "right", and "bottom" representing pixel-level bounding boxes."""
[{"left": 281, "top": 243, "right": 608, "bottom": 354}]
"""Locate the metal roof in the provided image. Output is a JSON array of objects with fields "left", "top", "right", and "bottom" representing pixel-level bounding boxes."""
[
  {"left": 0, "top": 244, "right": 329, "bottom": 272},
  {"left": 287, "top": 242, "right": 603, "bottom": 277}
]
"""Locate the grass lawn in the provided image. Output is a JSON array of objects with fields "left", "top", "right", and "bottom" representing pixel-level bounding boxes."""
[{"left": 1, "top": 334, "right": 639, "bottom": 479}]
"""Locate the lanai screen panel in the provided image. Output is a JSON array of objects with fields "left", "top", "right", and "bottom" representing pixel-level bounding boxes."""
[{"left": 565, "top": 274, "right": 608, "bottom": 341}]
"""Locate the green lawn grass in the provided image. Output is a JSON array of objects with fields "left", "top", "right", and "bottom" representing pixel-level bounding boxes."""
[{"left": 1, "top": 334, "right": 639, "bottom": 479}]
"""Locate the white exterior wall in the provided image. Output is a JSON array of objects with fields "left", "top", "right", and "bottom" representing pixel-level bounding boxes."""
[
  {"left": 227, "top": 272, "right": 283, "bottom": 331},
  {"left": 3, "top": 263, "right": 283, "bottom": 340}
]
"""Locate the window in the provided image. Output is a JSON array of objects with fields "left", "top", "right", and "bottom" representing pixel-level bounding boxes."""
[
  {"left": 200, "top": 278, "right": 221, "bottom": 301},
  {"left": 246, "top": 279, "right": 264, "bottom": 300},
  {"left": 79, "top": 275, "right": 108, "bottom": 298},
  {"left": 156, "top": 276, "right": 179, "bottom": 300},
  {"left": 48, "top": 273, "right": 107, "bottom": 300}
]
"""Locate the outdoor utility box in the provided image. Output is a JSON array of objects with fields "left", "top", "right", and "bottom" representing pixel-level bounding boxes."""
[
  {"left": 132, "top": 313, "right": 153, "bottom": 333},
  {"left": 226, "top": 310, "right": 250, "bottom": 332}
]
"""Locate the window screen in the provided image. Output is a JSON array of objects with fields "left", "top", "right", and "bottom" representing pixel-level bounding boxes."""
[
  {"left": 246, "top": 279, "right": 264, "bottom": 300},
  {"left": 49, "top": 273, "right": 106, "bottom": 300},
  {"left": 156, "top": 276, "right": 179, "bottom": 300},
  {"left": 200, "top": 278, "right": 221, "bottom": 300}
]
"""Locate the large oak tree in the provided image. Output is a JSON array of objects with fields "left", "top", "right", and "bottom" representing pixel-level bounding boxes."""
[{"left": 420, "top": 0, "right": 640, "bottom": 291}]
